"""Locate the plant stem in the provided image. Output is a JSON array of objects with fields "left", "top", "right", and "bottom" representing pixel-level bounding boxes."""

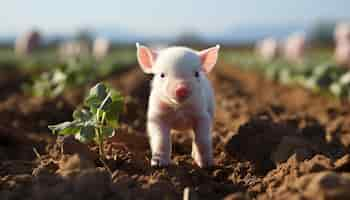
[
  {"left": 95, "top": 127, "right": 104, "bottom": 157},
  {"left": 95, "top": 126, "right": 112, "bottom": 174},
  {"left": 95, "top": 109, "right": 112, "bottom": 175},
  {"left": 101, "top": 112, "right": 106, "bottom": 125},
  {"left": 99, "top": 157, "right": 112, "bottom": 175},
  {"left": 96, "top": 109, "right": 103, "bottom": 156}
]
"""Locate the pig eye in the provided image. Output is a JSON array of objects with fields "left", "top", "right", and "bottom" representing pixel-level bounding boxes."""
[
  {"left": 194, "top": 71, "right": 200, "bottom": 78},
  {"left": 160, "top": 73, "right": 165, "bottom": 78}
]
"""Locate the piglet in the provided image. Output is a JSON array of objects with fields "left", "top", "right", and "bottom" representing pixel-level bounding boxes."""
[
  {"left": 334, "top": 22, "right": 350, "bottom": 43},
  {"left": 255, "top": 37, "right": 280, "bottom": 61},
  {"left": 335, "top": 40, "right": 350, "bottom": 67},
  {"left": 136, "top": 43, "right": 220, "bottom": 168},
  {"left": 15, "top": 30, "right": 41, "bottom": 56},
  {"left": 93, "top": 37, "right": 111, "bottom": 61},
  {"left": 283, "top": 33, "right": 306, "bottom": 64}
]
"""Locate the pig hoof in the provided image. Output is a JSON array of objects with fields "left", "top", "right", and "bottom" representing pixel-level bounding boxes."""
[
  {"left": 151, "top": 154, "right": 170, "bottom": 167},
  {"left": 151, "top": 158, "right": 169, "bottom": 168},
  {"left": 195, "top": 159, "right": 214, "bottom": 168}
]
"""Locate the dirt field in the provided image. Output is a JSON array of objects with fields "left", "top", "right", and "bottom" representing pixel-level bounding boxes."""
[{"left": 1, "top": 62, "right": 350, "bottom": 200}]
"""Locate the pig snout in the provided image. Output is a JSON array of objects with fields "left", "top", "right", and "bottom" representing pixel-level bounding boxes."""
[{"left": 175, "top": 84, "right": 191, "bottom": 101}]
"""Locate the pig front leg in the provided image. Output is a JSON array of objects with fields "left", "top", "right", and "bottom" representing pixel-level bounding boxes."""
[
  {"left": 147, "top": 119, "right": 171, "bottom": 167},
  {"left": 192, "top": 114, "right": 214, "bottom": 168}
]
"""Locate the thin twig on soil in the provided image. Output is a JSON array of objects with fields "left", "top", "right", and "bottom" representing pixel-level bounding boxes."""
[{"left": 32, "top": 147, "right": 42, "bottom": 161}]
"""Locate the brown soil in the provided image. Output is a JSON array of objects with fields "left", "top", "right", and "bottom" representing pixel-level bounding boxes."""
[{"left": 1, "top": 63, "right": 350, "bottom": 200}]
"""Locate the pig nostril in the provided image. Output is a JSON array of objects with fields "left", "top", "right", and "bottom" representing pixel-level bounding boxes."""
[{"left": 175, "top": 86, "right": 189, "bottom": 99}]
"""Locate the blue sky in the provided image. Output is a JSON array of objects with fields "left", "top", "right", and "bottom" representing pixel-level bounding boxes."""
[{"left": 1, "top": 0, "right": 349, "bottom": 36}]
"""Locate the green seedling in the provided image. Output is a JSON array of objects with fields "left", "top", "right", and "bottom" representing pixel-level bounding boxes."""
[
  {"left": 25, "top": 58, "right": 97, "bottom": 98},
  {"left": 28, "top": 69, "right": 68, "bottom": 98},
  {"left": 228, "top": 51, "right": 350, "bottom": 101},
  {"left": 330, "top": 72, "right": 350, "bottom": 98},
  {"left": 49, "top": 82, "right": 124, "bottom": 168}
]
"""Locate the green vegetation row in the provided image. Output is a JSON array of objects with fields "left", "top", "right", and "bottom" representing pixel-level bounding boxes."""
[
  {"left": 0, "top": 47, "right": 136, "bottom": 70},
  {"left": 223, "top": 50, "right": 350, "bottom": 100},
  {"left": 0, "top": 48, "right": 137, "bottom": 98}
]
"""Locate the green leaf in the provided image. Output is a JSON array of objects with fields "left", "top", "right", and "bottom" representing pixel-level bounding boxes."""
[
  {"left": 51, "top": 83, "right": 66, "bottom": 98},
  {"left": 279, "top": 68, "right": 292, "bottom": 84},
  {"left": 98, "top": 92, "right": 113, "bottom": 111},
  {"left": 105, "top": 112, "right": 119, "bottom": 128},
  {"left": 48, "top": 121, "right": 81, "bottom": 135},
  {"left": 104, "top": 102, "right": 122, "bottom": 128},
  {"left": 88, "top": 83, "right": 108, "bottom": 100},
  {"left": 101, "top": 127, "right": 115, "bottom": 138},
  {"left": 330, "top": 83, "right": 344, "bottom": 97},
  {"left": 103, "top": 90, "right": 124, "bottom": 112},
  {"left": 75, "top": 125, "right": 95, "bottom": 143},
  {"left": 91, "top": 85, "right": 124, "bottom": 115},
  {"left": 52, "top": 70, "right": 67, "bottom": 84},
  {"left": 85, "top": 83, "right": 109, "bottom": 113},
  {"left": 304, "top": 77, "right": 319, "bottom": 91},
  {"left": 105, "top": 91, "right": 123, "bottom": 128},
  {"left": 109, "top": 90, "right": 123, "bottom": 101},
  {"left": 85, "top": 97, "right": 100, "bottom": 114},
  {"left": 73, "top": 109, "right": 93, "bottom": 121},
  {"left": 340, "top": 72, "right": 350, "bottom": 85}
]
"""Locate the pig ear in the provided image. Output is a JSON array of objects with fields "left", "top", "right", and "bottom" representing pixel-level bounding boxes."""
[
  {"left": 198, "top": 45, "right": 220, "bottom": 73},
  {"left": 136, "top": 43, "right": 157, "bottom": 74}
]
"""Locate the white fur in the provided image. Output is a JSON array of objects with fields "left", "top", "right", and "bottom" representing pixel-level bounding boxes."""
[{"left": 137, "top": 45, "right": 218, "bottom": 168}]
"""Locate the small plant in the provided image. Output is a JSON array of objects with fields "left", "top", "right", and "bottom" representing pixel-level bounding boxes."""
[
  {"left": 49, "top": 82, "right": 124, "bottom": 168},
  {"left": 28, "top": 69, "right": 68, "bottom": 98}
]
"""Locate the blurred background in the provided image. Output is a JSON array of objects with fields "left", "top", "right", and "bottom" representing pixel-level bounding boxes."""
[
  {"left": 1, "top": 0, "right": 350, "bottom": 99},
  {"left": 1, "top": 0, "right": 349, "bottom": 47},
  {"left": 3, "top": 2, "right": 350, "bottom": 199}
]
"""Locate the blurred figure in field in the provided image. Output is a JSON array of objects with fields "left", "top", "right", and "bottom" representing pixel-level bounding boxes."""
[
  {"left": 255, "top": 37, "right": 280, "bottom": 61},
  {"left": 14, "top": 30, "right": 41, "bottom": 56},
  {"left": 334, "top": 41, "right": 350, "bottom": 67},
  {"left": 283, "top": 33, "right": 307, "bottom": 64},
  {"left": 334, "top": 22, "right": 350, "bottom": 43},
  {"left": 58, "top": 40, "right": 90, "bottom": 60},
  {"left": 92, "top": 37, "right": 111, "bottom": 61},
  {"left": 334, "top": 22, "right": 350, "bottom": 67}
]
